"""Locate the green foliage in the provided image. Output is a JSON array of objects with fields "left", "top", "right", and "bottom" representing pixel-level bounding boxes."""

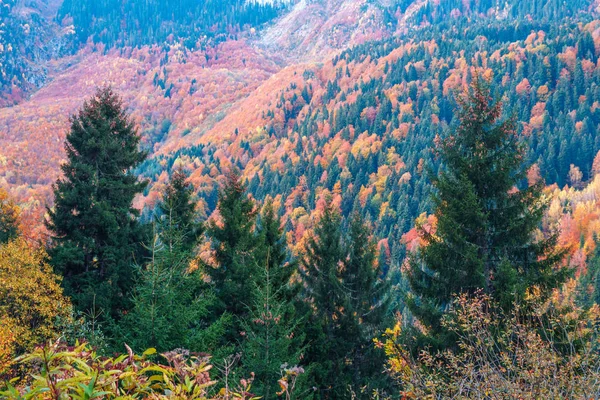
[
  {"left": 117, "top": 230, "right": 202, "bottom": 353},
  {"left": 240, "top": 200, "right": 307, "bottom": 399},
  {"left": 256, "top": 199, "right": 302, "bottom": 317},
  {"left": 156, "top": 167, "right": 204, "bottom": 257},
  {"left": 205, "top": 170, "right": 261, "bottom": 342},
  {"left": 301, "top": 200, "right": 390, "bottom": 398},
  {"left": 341, "top": 214, "right": 392, "bottom": 389},
  {"left": 240, "top": 263, "right": 306, "bottom": 400},
  {"left": 406, "top": 79, "right": 568, "bottom": 351},
  {"left": 0, "top": 188, "right": 19, "bottom": 245},
  {"left": 0, "top": 341, "right": 254, "bottom": 399},
  {"left": 118, "top": 169, "right": 221, "bottom": 353},
  {"left": 576, "top": 235, "right": 600, "bottom": 308},
  {"left": 58, "top": 0, "right": 287, "bottom": 49},
  {"left": 46, "top": 87, "right": 149, "bottom": 323}
]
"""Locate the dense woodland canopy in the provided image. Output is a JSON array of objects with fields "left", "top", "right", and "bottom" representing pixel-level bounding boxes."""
[
  {"left": 121, "top": 0, "right": 600, "bottom": 270},
  {"left": 0, "top": 76, "right": 597, "bottom": 400},
  {"left": 2, "top": 0, "right": 600, "bottom": 398},
  {"left": 58, "top": 0, "right": 289, "bottom": 49}
]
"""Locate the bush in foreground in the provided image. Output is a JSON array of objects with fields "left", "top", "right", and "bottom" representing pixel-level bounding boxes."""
[
  {"left": 0, "top": 341, "right": 256, "bottom": 399},
  {"left": 379, "top": 292, "right": 600, "bottom": 399}
]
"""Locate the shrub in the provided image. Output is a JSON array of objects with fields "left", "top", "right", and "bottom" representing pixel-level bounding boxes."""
[
  {"left": 0, "top": 239, "right": 72, "bottom": 378},
  {"left": 379, "top": 292, "right": 600, "bottom": 399},
  {"left": 1, "top": 341, "right": 260, "bottom": 399}
]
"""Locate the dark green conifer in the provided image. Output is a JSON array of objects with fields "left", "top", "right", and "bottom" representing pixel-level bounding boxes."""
[
  {"left": 47, "top": 87, "right": 148, "bottom": 320},
  {"left": 406, "top": 78, "right": 567, "bottom": 350},
  {"left": 118, "top": 167, "right": 218, "bottom": 352},
  {"left": 241, "top": 202, "right": 306, "bottom": 399},
  {"left": 256, "top": 198, "right": 299, "bottom": 307},
  {"left": 302, "top": 200, "right": 389, "bottom": 398},
  {"left": 341, "top": 214, "right": 391, "bottom": 390},
  {"left": 301, "top": 199, "right": 345, "bottom": 397},
  {"left": 157, "top": 166, "right": 203, "bottom": 255},
  {"left": 206, "top": 169, "right": 260, "bottom": 340}
]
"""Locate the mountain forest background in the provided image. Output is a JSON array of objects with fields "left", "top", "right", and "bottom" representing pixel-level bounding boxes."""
[{"left": 2, "top": 0, "right": 600, "bottom": 398}]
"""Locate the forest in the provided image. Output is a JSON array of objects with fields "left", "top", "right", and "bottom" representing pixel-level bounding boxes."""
[
  {"left": 1, "top": 79, "right": 600, "bottom": 398},
  {"left": 57, "top": 0, "right": 289, "bottom": 49},
  {"left": 2, "top": 0, "right": 600, "bottom": 398}
]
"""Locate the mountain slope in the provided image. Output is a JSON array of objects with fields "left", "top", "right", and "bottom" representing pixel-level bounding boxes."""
[
  {"left": 2, "top": 0, "right": 600, "bottom": 251},
  {"left": 259, "top": 0, "right": 405, "bottom": 60},
  {"left": 0, "top": 0, "right": 74, "bottom": 105}
]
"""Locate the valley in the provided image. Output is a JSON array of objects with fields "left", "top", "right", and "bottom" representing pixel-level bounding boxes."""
[{"left": 2, "top": 1, "right": 600, "bottom": 396}]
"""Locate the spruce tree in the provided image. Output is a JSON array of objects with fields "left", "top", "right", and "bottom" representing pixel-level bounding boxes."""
[
  {"left": 576, "top": 234, "right": 600, "bottom": 308},
  {"left": 240, "top": 261, "right": 305, "bottom": 400},
  {"left": 302, "top": 200, "right": 389, "bottom": 398},
  {"left": 241, "top": 198, "right": 306, "bottom": 399},
  {"left": 341, "top": 214, "right": 391, "bottom": 390},
  {"left": 118, "top": 168, "right": 215, "bottom": 352},
  {"left": 157, "top": 166, "right": 203, "bottom": 255},
  {"left": 205, "top": 169, "right": 260, "bottom": 341},
  {"left": 256, "top": 198, "right": 299, "bottom": 309},
  {"left": 406, "top": 79, "right": 567, "bottom": 350},
  {"left": 301, "top": 199, "right": 345, "bottom": 397},
  {"left": 46, "top": 87, "right": 148, "bottom": 320},
  {"left": 0, "top": 188, "right": 19, "bottom": 244}
]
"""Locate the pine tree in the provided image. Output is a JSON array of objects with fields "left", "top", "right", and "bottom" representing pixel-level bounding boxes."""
[
  {"left": 576, "top": 234, "right": 600, "bottom": 309},
  {"left": 241, "top": 198, "right": 306, "bottom": 399},
  {"left": 240, "top": 260, "right": 305, "bottom": 400},
  {"left": 46, "top": 87, "right": 148, "bottom": 321},
  {"left": 301, "top": 199, "right": 345, "bottom": 397},
  {"left": 157, "top": 166, "right": 203, "bottom": 255},
  {"left": 118, "top": 226, "right": 223, "bottom": 353},
  {"left": 256, "top": 198, "right": 299, "bottom": 308},
  {"left": 340, "top": 214, "right": 390, "bottom": 391},
  {"left": 406, "top": 78, "right": 567, "bottom": 350},
  {"left": 205, "top": 169, "right": 260, "bottom": 341}
]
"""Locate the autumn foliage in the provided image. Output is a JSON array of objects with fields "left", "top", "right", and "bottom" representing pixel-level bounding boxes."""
[
  {"left": 380, "top": 292, "right": 600, "bottom": 399},
  {"left": 0, "top": 239, "right": 71, "bottom": 377}
]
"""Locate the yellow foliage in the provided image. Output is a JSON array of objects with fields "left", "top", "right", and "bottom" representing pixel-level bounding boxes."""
[
  {"left": 0, "top": 239, "right": 71, "bottom": 371},
  {"left": 384, "top": 293, "right": 600, "bottom": 399},
  {"left": 0, "top": 187, "right": 20, "bottom": 235},
  {"left": 0, "top": 318, "right": 16, "bottom": 377}
]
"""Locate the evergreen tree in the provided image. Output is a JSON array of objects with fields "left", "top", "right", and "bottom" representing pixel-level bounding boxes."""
[
  {"left": 576, "top": 234, "right": 600, "bottom": 308},
  {"left": 301, "top": 199, "right": 345, "bottom": 397},
  {"left": 0, "top": 188, "right": 19, "bottom": 244},
  {"left": 117, "top": 168, "right": 220, "bottom": 352},
  {"left": 46, "top": 87, "right": 148, "bottom": 321},
  {"left": 406, "top": 79, "right": 568, "bottom": 350},
  {"left": 256, "top": 198, "right": 299, "bottom": 308},
  {"left": 302, "top": 200, "right": 389, "bottom": 398},
  {"left": 157, "top": 166, "right": 203, "bottom": 255},
  {"left": 240, "top": 261, "right": 305, "bottom": 400},
  {"left": 340, "top": 214, "right": 391, "bottom": 391},
  {"left": 205, "top": 169, "right": 260, "bottom": 341},
  {"left": 119, "top": 226, "right": 226, "bottom": 353},
  {"left": 241, "top": 198, "right": 306, "bottom": 399}
]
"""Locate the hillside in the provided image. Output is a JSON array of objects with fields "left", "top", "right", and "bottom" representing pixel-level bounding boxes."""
[
  {"left": 4, "top": 0, "right": 600, "bottom": 397},
  {"left": 0, "top": 0, "right": 74, "bottom": 105},
  {"left": 2, "top": 0, "right": 600, "bottom": 253}
]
